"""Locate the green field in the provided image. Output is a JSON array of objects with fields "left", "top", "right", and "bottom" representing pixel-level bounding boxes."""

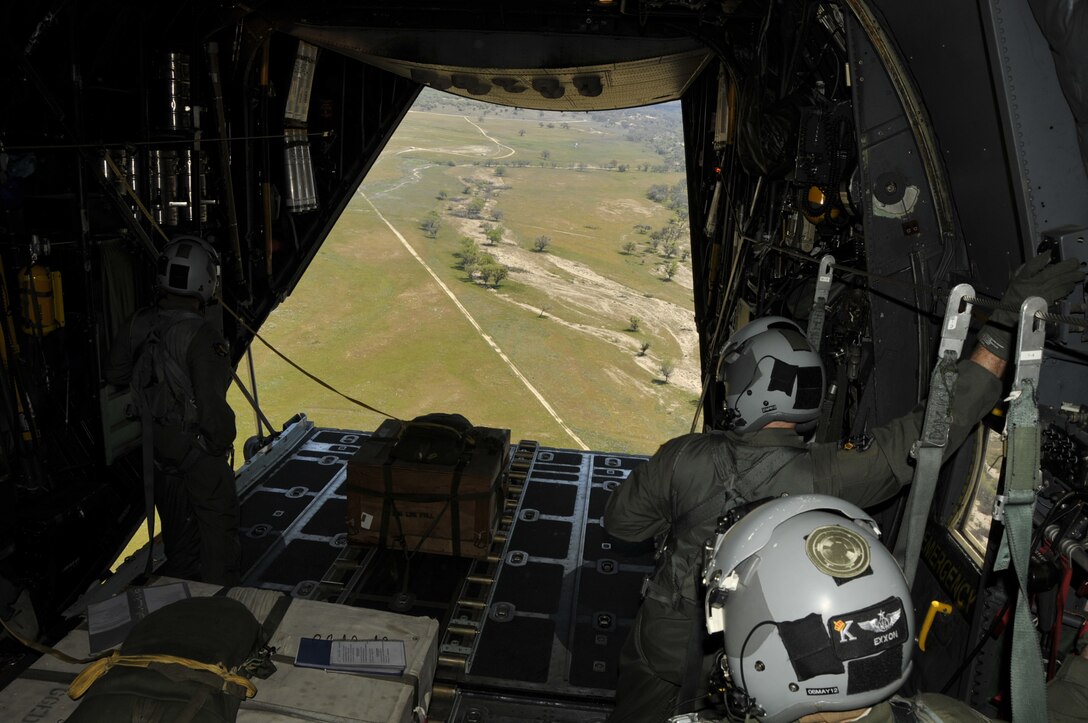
[{"left": 229, "top": 92, "right": 698, "bottom": 456}]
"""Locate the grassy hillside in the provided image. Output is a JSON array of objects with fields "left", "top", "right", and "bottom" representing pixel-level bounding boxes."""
[{"left": 229, "top": 90, "right": 698, "bottom": 456}]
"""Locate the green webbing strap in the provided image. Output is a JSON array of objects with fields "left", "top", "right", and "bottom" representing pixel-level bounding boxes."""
[
  {"left": 995, "top": 296, "right": 1048, "bottom": 723},
  {"left": 806, "top": 254, "right": 835, "bottom": 351},
  {"left": 894, "top": 284, "right": 974, "bottom": 585}
]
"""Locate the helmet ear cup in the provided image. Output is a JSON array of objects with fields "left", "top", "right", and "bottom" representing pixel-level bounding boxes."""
[
  {"left": 718, "top": 317, "right": 825, "bottom": 432},
  {"left": 156, "top": 236, "right": 220, "bottom": 302}
]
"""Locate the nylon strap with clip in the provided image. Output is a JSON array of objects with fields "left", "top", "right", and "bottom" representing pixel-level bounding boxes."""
[
  {"left": 806, "top": 254, "right": 835, "bottom": 351},
  {"left": 993, "top": 296, "right": 1049, "bottom": 722},
  {"left": 894, "top": 283, "right": 973, "bottom": 585}
]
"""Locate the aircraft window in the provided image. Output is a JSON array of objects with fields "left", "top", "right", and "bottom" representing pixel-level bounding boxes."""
[{"left": 950, "top": 426, "right": 1003, "bottom": 566}]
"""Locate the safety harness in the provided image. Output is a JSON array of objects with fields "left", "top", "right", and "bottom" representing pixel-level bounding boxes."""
[
  {"left": 127, "top": 308, "right": 205, "bottom": 574},
  {"left": 643, "top": 435, "right": 805, "bottom": 610}
]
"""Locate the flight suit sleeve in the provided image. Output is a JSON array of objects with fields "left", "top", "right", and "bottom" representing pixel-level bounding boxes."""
[
  {"left": 806, "top": 358, "right": 1003, "bottom": 508},
  {"left": 1049, "top": 653, "right": 1088, "bottom": 723},
  {"left": 603, "top": 436, "right": 691, "bottom": 542},
  {"left": 187, "top": 323, "right": 236, "bottom": 456}
]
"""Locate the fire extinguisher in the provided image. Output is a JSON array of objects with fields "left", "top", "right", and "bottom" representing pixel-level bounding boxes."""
[{"left": 17, "top": 263, "right": 64, "bottom": 338}]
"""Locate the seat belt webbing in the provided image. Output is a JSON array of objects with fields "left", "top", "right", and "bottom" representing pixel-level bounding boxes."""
[
  {"left": 994, "top": 296, "right": 1049, "bottom": 723},
  {"left": 805, "top": 254, "right": 835, "bottom": 351},
  {"left": 894, "top": 283, "right": 974, "bottom": 585}
]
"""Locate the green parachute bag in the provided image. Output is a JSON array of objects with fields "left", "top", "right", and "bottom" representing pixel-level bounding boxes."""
[{"left": 67, "top": 596, "right": 261, "bottom": 723}]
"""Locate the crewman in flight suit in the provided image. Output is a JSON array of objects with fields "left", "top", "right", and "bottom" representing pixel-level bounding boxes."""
[
  {"left": 603, "top": 253, "right": 1085, "bottom": 722},
  {"left": 693, "top": 495, "right": 1088, "bottom": 723},
  {"left": 106, "top": 236, "right": 241, "bottom": 586}
]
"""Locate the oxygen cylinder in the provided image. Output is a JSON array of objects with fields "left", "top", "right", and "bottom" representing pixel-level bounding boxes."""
[{"left": 18, "top": 264, "right": 65, "bottom": 336}]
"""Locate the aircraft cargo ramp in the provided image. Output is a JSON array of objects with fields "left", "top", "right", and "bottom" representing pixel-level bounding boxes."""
[{"left": 234, "top": 414, "right": 654, "bottom": 721}]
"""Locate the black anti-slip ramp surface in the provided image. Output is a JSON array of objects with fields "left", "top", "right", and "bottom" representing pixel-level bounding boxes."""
[
  {"left": 238, "top": 424, "right": 355, "bottom": 588},
  {"left": 302, "top": 498, "right": 348, "bottom": 536},
  {"left": 493, "top": 562, "right": 564, "bottom": 614},
  {"left": 241, "top": 490, "right": 314, "bottom": 531},
  {"left": 460, "top": 446, "right": 654, "bottom": 702},
  {"left": 470, "top": 616, "right": 556, "bottom": 682},
  {"left": 259, "top": 539, "right": 344, "bottom": 586},
  {"left": 261, "top": 458, "right": 342, "bottom": 492}
]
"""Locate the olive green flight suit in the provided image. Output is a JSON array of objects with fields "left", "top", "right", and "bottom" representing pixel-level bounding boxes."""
[
  {"left": 678, "top": 654, "right": 1088, "bottom": 722},
  {"left": 106, "top": 296, "right": 240, "bottom": 586},
  {"left": 835, "top": 653, "right": 1088, "bottom": 722},
  {"left": 603, "top": 359, "right": 1002, "bottom": 723}
]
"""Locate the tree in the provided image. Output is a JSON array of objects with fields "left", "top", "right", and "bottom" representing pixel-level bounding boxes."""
[
  {"left": 660, "top": 360, "right": 675, "bottom": 383},
  {"left": 533, "top": 235, "right": 551, "bottom": 252},
  {"left": 628, "top": 316, "right": 640, "bottom": 332},
  {"left": 485, "top": 226, "right": 504, "bottom": 245},
  {"left": 466, "top": 197, "right": 486, "bottom": 218},
  {"left": 663, "top": 260, "right": 680, "bottom": 280},
  {"left": 454, "top": 237, "right": 479, "bottom": 269},
  {"left": 494, "top": 166, "right": 506, "bottom": 177},
  {"left": 621, "top": 241, "right": 637, "bottom": 255},
  {"left": 420, "top": 211, "right": 441, "bottom": 238},
  {"left": 639, "top": 341, "right": 651, "bottom": 356},
  {"left": 488, "top": 265, "right": 509, "bottom": 288},
  {"left": 662, "top": 240, "right": 679, "bottom": 258},
  {"left": 539, "top": 149, "right": 551, "bottom": 161},
  {"left": 436, "top": 190, "right": 447, "bottom": 200},
  {"left": 518, "top": 128, "right": 526, "bottom": 137},
  {"left": 646, "top": 184, "right": 669, "bottom": 203}
]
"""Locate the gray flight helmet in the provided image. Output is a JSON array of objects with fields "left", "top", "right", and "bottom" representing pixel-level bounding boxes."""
[
  {"left": 703, "top": 494, "right": 913, "bottom": 723},
  {"left": 717, "top": 316, "right": 825, "bottom": 433},
  {"left": 156, "top": 235, "right": 221, "bottom": 303}
]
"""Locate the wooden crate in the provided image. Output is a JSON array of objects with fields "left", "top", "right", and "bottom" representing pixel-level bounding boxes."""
[{"left": 345, "top": 419, "right": 510, "bottom": 558}]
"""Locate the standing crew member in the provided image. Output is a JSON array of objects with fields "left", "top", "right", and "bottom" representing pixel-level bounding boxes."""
[
  {"left": 106, "top": 236, "right": 241, "bottom": 586},
  {"left": 604, "top": 254, "right": 1084, "bottom": 722}
]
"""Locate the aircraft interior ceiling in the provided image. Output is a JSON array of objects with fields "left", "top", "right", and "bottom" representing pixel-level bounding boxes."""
[{"left": 0, "top": 0, "right": 1087, "bottom": 719}]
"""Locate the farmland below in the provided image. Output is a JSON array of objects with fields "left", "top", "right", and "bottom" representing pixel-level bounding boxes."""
[{"left": 229, "top": 90, "right": 700, "bottom": 455}]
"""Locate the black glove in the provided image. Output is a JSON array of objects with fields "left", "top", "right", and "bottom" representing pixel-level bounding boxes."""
[{"left": 977, "top": 254, "right": 1084, "bottom": 360}]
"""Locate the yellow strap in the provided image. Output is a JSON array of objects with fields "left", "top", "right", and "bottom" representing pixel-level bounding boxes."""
[{"left": 69, "top": 651, "right": 257, "bottom": 700}]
